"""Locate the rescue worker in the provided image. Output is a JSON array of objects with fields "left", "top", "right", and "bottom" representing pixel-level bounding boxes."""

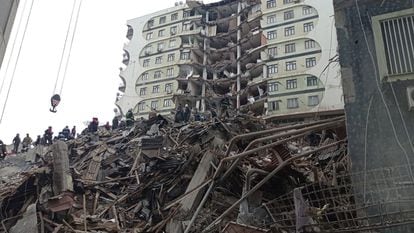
[
  {"left": 126, "top": 109, "right": 134, "bottom": 127},
  {"left": 44, "top": 127, "right": 53, "bottom": 145},
  {"left": 183, "top": 104, "right": 191, "bottom": 123},
  {"left": 62, "top": 126, "right": 71, "bottom": 139},
  {"left": 0, "top": 140, "right": 7, "bottom": 159},
  {"left": 71, "top": 126, "right": 76, "bottom": 138},
  {"left": 34, "top": 135, "right": 42, "bottom": 146},
  {"left": 104, "top": 121, "right": 111, "bottom": 130},
  {"left": 88, "top": 118, "right": 99, "bottom": 133},
  {"left": 22, "top": 133, "right": 32, "bottom": 153},
  {"left": 12, "top": 133, "right": 21, "bottom": 154},
  {"left": 112, "top": 116, "right": 119, "bottom": 130}
]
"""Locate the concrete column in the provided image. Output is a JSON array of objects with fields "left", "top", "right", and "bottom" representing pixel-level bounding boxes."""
[{"left": 201, "top": 12, "right": 209, "bottom": 112}]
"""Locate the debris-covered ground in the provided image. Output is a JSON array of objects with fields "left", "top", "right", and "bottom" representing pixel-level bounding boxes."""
[{"left": 0, "top": 114, "right": 350, "bottom": 233}]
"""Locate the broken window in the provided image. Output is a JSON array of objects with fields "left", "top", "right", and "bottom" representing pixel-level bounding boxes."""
[
  {"left": 165, "top": 83, "right": 173, "bottom": 93},
  {"left": 141, "top": 72, "right": 149, "bottom": 81},
  {"left": 267, "top": 15, "right": 276, "bottom": 24},
  {"left": 154, "top": 71, "right": 161, "bottom": 79},
  {"left": 159, "top": 16, "right": 166, "bottom": 24},
  {"left": 146, "top": 32, "right": 153, "bottom": 40},
  {"left": 286, "top": 79, "right": 297, "bottom": 89},
  {"left": 287, "top": 98, "right": 299, "bottom": 108},
  {"left": 155, "top": 56, "right": 162, "bottom": 64},
  {"left": 308, "top": 95, "right": 319, "bottom": 106},
  {"left": 180, "top": 51, "right": 190, "bottom": 60},
  {"left": 305, "top": 39, "right": 316, "bottom": 49},
  {"left": 171, "top": 13, "right": 178, "bottom": 21},
  {"left": 138, "top": 101, "right": 146, "bottom": 111},
  {"left": 170, "top": 26, "right": 177, "bottom": 35},
  {"left": 268, "top": 47, "right": 277, "bottom": 58},
  {"left": 283, "top": 0, "right": 294, "bottom": 4},
  {"left": 284, "top": 10, "right": 294, "bottom": 20},
  {"left": 140, "top": 87, "right": 147, "bottom": 96},
  {"left": 286, "top": 61, "right": 297, "bottom": 71},
  {"left": 268, "top": 83, "right": 278, "bottom": 92},
  {"left": 151, "top": 100, "right": 158, "bottom": 110},
  {"left": 303, "top": 22, "right": 314, "bottom": 32},
  {"left": 303, "top": 6, "right": 313, "bottom": 15},
  {"left": 147, "top": 19, "right": 154, "bottom": 28},
  {"left": 152, "top": 85, "right": 160, "bottom": 93},
  {"left": 266, "top": 0, "right": 276, "bottom": 8},
  {"left": 163, "top": 99, "right": 172, "bottom": 107},
  {"left": 169, "top": 39, "right": 176, "bottom": 47},
  {"left": 267, "top": 30, "right": 277, "bottom": 40},
  {"left": 269, "top": 101, "right": 280, "bottom": 111},
  {"left": 307, "top": 76, "right": 318, "bottom": 86},
  {"left": 167, "top": 53, "right": 175, "bottom": 62},
  {"left": 167, "top": 68, "right": 174, "bottom": 77},
  {"left": 284, "top": 26, "right": 295, "bottom": 36},
  {"left": 306, "top": 57, "right": 317, "bottom": 68},
  {"left": 143, "top": 59, "right": 150, "bottom": 67},
  {"left": 267, "top": 64, "right": 278, "bottom": 77},
  {"left": 285, "top": 43, "right": 296, "bottom": 53}
]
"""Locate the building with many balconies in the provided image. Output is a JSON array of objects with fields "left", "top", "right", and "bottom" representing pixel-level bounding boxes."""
[{"left": 0, "top": 0, "right": 20, "bottom": 69}]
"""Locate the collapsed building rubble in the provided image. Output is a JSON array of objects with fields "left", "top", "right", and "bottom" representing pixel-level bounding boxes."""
[{"left": 0, "top": 114, "right": 370, "bottom": 233}]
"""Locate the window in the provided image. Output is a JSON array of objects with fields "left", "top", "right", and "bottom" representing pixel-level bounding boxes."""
[
  {"left": 305, "top": 39, "right": 316, "bottom": 49},
  {"left": 158, "top": 29, "right": 165, "bottom": 37},
  {"left": 287, "top": 98, "right": 299, "bottom": 109},
  {"left": 151, "top": 100, "right": 158, "bottom": 110},
  {"left": 269, "top": 101, "right": 279, "bottom": 111},
  {"left": 169, "top": 39, "right": 176, "bottom": 47},
  {"left": 167, "top": 68, "right": 174, "bottom": 77},
  {"left": 183, "top": 11, "right": 191, "bottom": 18},
  {"left": 159, "top": 16, "right": 166, "bottom": 24},
  {"left": 171, "top": 13, "right": 178, "bottom": 21},
  {"left": 139, "top": 87, "right": 147, "bottom": 96},
  {"left": 167, "top": 53, "right": 175, "bottom": 62},
  {"left": 267, "top": 15, "right": 276, "bottom": 24},
  {"left": 170, "top": 26, "right": 177, "bottom": 35},
  {"left": 145, "top": 45, "right": 152, "bottom": 54},
  {"left": 308, "top": 95, "right": 319, "bottom": 106},
  {"left": 152, "top": 85, "right": 160, "bottom": 93},
  {"left": 180, "top": 51, "right": 190, "bottom": 60},
  {"left": 138, "top": 102, "right": 146, "bottom": 111},
  {"left": 268, "top": 83, "right": 278, "bottom": 92},
  {"left": 146, "top": 32, "right": 153, "bottom": 40},
  {"left": 307, "top": 76, "right": 318, "bottom": 86},
  {"left": 266, "top": 0, "right": 276, "bottom": 8},
  {"left": 306, "top": 57, "right": 317, "bottom": 68},
  {"left": 303, "top": 6, "right": 313, "bottom": 15},
  {"left": 268, "top": 47, "right": 277, "bottom": 58},
  {"left": 143, "top": 59, "right": 150, "bottom": 67},
  {"left": 165, "top": 83, "right": 173, "bottom": 93},
  {"left": 163, "top": 99, "right": 172, "bottom": 107},
  {"left": 157, "top": 42, "right": 164, "bottom": 51},
  {"left": 155, "top": 56, "right": 162, "bottom": 64},
  {"left": 154, "top": 71, "right": 161, "bottom": 79},
  {"left": 147, "top": 20, "right": 154, "bottom": 28},
  {"left": 267, "top": 30, "right": 277, "bottom": 40},
  {"left": 284, "top": 10, "right": 294, "bottom": 20},
  {"left": 303, "top": 22, "right": 314, "bottom": 32},
  {"left": 284, "top": 26, "right": 295, "bottom": 36},
  {"left": 285, "top": 43, "right": 296, "bottom": 53},
  {"left": 283, "top": 0, "right": 293, "bottom": 4},
  {"left": 267, "top": 64, "right": 278, "bottom": 77},
  {"left": 286, "top": 61, "right": 297, "bottom": 71},
  {"left": 286, "top": 79, "right": 297, "bottom": 89},
  {"left": 372, "top": 10, "right": 414, "bottom": 78},
  {"left": 141, "top": 72, "right": 149, "bottom": 81}
]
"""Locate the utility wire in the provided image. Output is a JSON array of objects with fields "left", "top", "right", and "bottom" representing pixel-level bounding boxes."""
[
  {"left": 52, "top": 0, "right": 77, "bottom": 95},
  {"left": 0, "top": 0, "right": 29, "bottom": 96},
  {"left": 0, "top": 0, "right": 35, "bottom": 124},
  {"left": 59, "top": 0, "right": 83, "bottom": 96}
]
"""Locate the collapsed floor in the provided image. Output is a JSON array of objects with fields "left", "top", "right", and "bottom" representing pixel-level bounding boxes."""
[{"left": 0, "top": 114, "right": 351, "bottom": 233}]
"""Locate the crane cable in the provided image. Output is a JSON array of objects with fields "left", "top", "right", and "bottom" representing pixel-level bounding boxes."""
[
  {"left": 52, "top": 0, "right": 78, "bottom": 95},
  {"left": 0, "top": 0, "right": 35, "bottom": 124}
]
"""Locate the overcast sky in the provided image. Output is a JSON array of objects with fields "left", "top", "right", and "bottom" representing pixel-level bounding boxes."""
[{"left": 0, "top": 0, "right": 218, "bottom": 143}]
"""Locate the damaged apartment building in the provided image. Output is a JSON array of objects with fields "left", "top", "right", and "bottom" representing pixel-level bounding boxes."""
[{"left": 116, "top": 0, "right": 344, "bottom": 121}]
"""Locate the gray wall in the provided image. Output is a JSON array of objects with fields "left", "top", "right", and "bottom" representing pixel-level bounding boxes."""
[{"left": 0, "top": 0, "right": 19, "bottom": 69}]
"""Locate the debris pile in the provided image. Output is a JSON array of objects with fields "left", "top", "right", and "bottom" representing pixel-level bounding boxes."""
[{"left": 0, "top": 114, "right": 349, "bottom": 232}]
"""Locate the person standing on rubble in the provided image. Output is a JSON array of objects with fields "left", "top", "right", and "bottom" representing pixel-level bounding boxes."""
[
  {"left": 34, "top": 135, "right": 42, "bottom": 146},
  {"left": 126, "top": 109, "right": 135, "bottom": 127},
  {"left": 104, "top": 121, "right": 111, "bottom": 130},
  {"left": 183, "top": 104, "right": 191, "bottom": 123},
  {"left": 12, "top": 133, "right": 21, "bottom": 154},
  {"left": 175, "top": 104, "right": 184, "bottom": 123},
  {"left": 62, "top": 126, "right": 71, "bottom": 139},
  {"left": 21, "top": 134, "right": 33, "bottom": 152},
  {"left": 88, "top": 117, "right": 99, "bottom": 132},
  {"left": 44, "top": 127, "right": 54, "bottom": 145},
  {"left": 71, "top": 126, "right": 76, "bottom": 138},
  {"left": 112, "top": 116, "right": 119, "bottom": 130},
  {"left": 0, "top": 140, "right": 7, "bottom": 159}
]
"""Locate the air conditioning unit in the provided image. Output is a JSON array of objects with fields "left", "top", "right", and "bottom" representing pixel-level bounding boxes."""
[{"left": 407, "top": 86, "right": 414, "bottom": 111}]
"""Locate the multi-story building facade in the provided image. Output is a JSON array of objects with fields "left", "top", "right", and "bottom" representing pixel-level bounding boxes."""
[
  {"left": 0, "top": 0, "right": 20, "bottom": 68},
  {"left": 116, "top": 0, "right": 343, "bottom": 121}
]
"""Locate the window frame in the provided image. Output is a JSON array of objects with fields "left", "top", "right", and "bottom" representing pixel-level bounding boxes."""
[
  {"left": 284, "top": 26, "right": 295, "bottom": 36},
  {"left": 285, "top": 61, "right": 297, "bottom": 71},
  {"left": 287, "top": 98, "right": 299, "bottom": 109},
  {"left": 286, "top": 79, "right": 297, "bottom": 89}
]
